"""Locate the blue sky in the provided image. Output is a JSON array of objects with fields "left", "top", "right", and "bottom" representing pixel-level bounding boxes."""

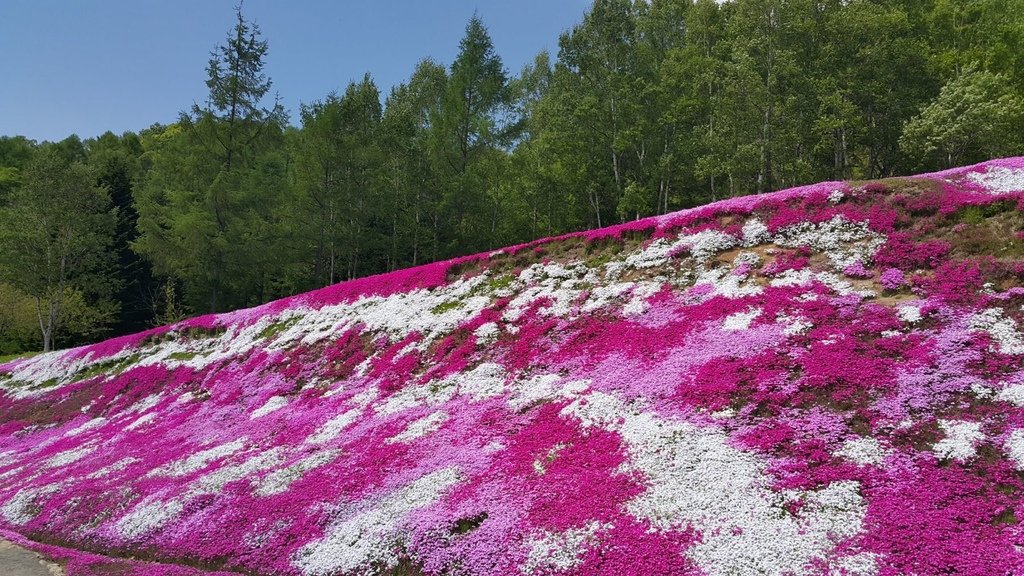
[{"left": 0, "top": 1, "right": 590, "bottom": 142}]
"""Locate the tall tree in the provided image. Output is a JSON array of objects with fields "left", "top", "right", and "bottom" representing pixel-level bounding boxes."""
[
  {"left": 137, "top": 6, "right": 289, "bottom": 312},
  {"left": 0, "top": 148, "right": 116, "bottom": 351},
  {"left": 432, "top": 16, "right": 515, "bottom": 253}
]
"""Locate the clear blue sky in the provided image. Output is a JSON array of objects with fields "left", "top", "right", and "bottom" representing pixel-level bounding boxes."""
[{"left": 0, "top": 1, "right": 590, "bottom": 143}]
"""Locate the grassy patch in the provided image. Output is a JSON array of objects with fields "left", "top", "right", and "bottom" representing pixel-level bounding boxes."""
[
  {"left": 957, "top": 200, "right": 1016, "bottom": 225},
  {"left": 168, "top": 351, "right": 200, "bottom": 361},
  {"left": 431, "top": 300, "right": 462, "bottom": 315},
  {"left": 0, "top": 351, "right": 40, "bottom": 364},
  {"left": 452, "top": 512, "right": 488, "bottom": 535},
  {"left": 258, "top": 317, "right": 300, "bottom": 340},
  {"left": 73, "top": 354, "right": 141, "bottom": 382}
]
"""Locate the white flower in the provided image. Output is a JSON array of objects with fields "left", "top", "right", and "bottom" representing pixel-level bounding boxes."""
[
  {"left": 897, "top": 306, "right": 922, "bottom": 324},
  {"left": 293, "top": 467, "right": 462, "bottom": 575},
  {"left": 149, "top": 439, "right": 246, "bottom": 477},
  {"left": 971, "top": 308, "right": 1024, "bottom": 355},
  {"left": 387, "top": 411, "right": 448, "bottom": 444},
  {"left": 933, "top": 420, "right": 984, "bottom": 462},
  {"left": 966, "top": 166, "right": 1024, "bottom": 194},
  {"left": 1005, "top": 429, "right": 1024, "bottom": 469},
  {"left": 723, "top": 308, "right": 762, "bottom": 331},
  {"left": 522, "top": 521, "right": 604, "bottom": 574},
  {"left": 562, "top": 391, "right": 869, "bottom": 576},
  {"left": 250, "top": 395, "right": 289, "bottom": 419},
  {"left": 836, "top": 438, "right": 886, "bottom": 466}
]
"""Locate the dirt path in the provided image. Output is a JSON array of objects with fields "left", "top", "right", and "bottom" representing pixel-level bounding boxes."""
[{"left": 0, "top": 539, "right": 63, "bottom": 576}]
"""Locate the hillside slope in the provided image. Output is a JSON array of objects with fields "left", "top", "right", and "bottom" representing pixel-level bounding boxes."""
[{"left": 4, "top": 159, "right": 1024, "bottom": 576}]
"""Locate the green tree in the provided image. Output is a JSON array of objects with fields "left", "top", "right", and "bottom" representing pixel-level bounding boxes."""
[
  {"left": 0, "top": 148, "right": 117, "bottom": 351},
  {"left": 432, "top": 16, "right": 516, "bottom": 253},
  {"left": 294, "top": 75, "right": 384, "bottom": 286},
  {"left": 901, "top": 66, "right": 1024, "bottom": 168},
  {"left": 137, "top": 6, "right": 289, "bottom": 312}
]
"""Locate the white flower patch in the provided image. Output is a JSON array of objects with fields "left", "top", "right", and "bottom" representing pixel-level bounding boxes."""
[
  {"left": 997, "top": 383, "right": 1024, "bottom": 406},
  {"left": 896, "top": 306, "right": 922, "bottom": 324},
  {"left": 125, "top": 413, "right": 156, "bottom": 431},
  {"left": 621, "top": 281, "right": 663, "bottom": 316},
  {"left": 194, "top": 448, "right": 284, "bottom": 493},
  {"left": 0, "top": 349, "right": 95, "bottom": 398},
  {"left": 970, "top": 381, "right": 994, "bottom": 399},
  {"left": 86, "top": 457, "right": 140, "bottom": 480},
  {"left": 508, "top": 374, "right": 590, "bottom": 412},
  {"left": 836, "top": 438, "right": 886, "bottom": 466},
  {"left": 776, "top": 313, "right": 813, "bottom": 336},
  {"left": 126, "top": 394, "right": 162, "bottom": 414},
  {"left": 454, "top": 362, "right": 507, "bottom": 400},
  {"left": 149, "top": 439, "right": 246, "bottom": 477},
  {"left": 474, "top": 322, "right": 500, "bottom": 345},
  {"left": 293, "top": 467, "right": 462, "bottom": 576},
  {"left": 348, "top": 386, "right": 379, "bottom": 408},
  {"left": 742, "top": 219, "right": 770, "bottom": 247},
  {"left": 306, "top": 409, "right": 361, "bottom": 445},
  {"left": 723, "top": 308, "right": 762, "bottom": 331},
  {"left": 970, "top": 308, "right": 1024, "bottom": 354},
  {"left": 967, "top": 166, "right": 1024, "bottom": 194},
  {"left": 387, "top": 411, "right": 448, "bottom": 444},
  {"left": 521, "top": 521, "right": 604, "bottom": 575},
  {"left": 256, "top": 450, "right": 340, "bottom": 497},
  {"left": 63, "top": 417, "right": 106, "bottom": 437},
  {"left": 581, "top": 282, "right": 635, "bottom": 314},
  {"left": 624, "top": 238, "right": 678, "bottom": 269},
  {"left": 563, "top": 391, "right": 870, "bottom": 576},
  {"left": 933, "top": 420, "right": 985, "bottom": 462},
  {"left": 115, "top": 496, "right": 185, "bottom": 540},
  {"left": 770, "top": 269, "right": 869, "bottom": 298},
  {"left": 144, "top": 273, "right": 497, "bottom": 375},
  {"left": 695, "top": 266, "right": 763, "bottom": 300},
  {"left": 1005, "top": 430, "right": 1024, "bottom": 469},
  {"left": 773, "top": 216, "right": 886, "bottom": 270},
  {"left": 376, "top": 379, "right": 456, "bottom": 416},
  {"left": 828, "top": 189, "right": 845, "bottom": 204},
  {"left": 829, "top": 552, "right": 879, "bottom": 576},
  {"left": 45, "top": 445, "right": 96, "bottom": 468},
  {"left": 2, "top": 484, "right": 61, "bottom": 525},
  {"left": 251, "top": 395, "right": 289, "bottom": 419}
]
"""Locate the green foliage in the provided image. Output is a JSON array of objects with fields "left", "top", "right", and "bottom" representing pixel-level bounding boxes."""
[
  {"left": 901, "top": 66, "right": 1024, "bottom": 168},
  {"left": 0, "top": 147, "right": 118, "bottom": 351},
  {"left": 258, "top": 317, "right": 299, "bottom": 340},
  {"left": 5, "top": 1, "right": 1024, "bottom": 351}
]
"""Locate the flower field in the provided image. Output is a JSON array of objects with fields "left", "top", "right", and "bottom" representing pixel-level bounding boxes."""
[{"left": 4, "top": 159, "right": 1024, "bottom": 575}]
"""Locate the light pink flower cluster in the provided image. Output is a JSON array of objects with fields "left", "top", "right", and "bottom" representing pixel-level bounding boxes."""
[{"left": 2, "top": 158, "right": 1024, "bottom": 575}]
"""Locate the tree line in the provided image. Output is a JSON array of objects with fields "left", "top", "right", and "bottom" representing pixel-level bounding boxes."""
[{"left": 2, "top": 0, "right": 1023, "bottom": 353}]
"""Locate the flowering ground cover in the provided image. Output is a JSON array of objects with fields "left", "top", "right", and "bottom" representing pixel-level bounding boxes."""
[{"left": 4, "top": 158, "right": 1024, "bottom": 575}]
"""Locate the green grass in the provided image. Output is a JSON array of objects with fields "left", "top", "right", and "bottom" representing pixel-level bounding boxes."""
[
  {"left": 0, "top": 351, "right": 39, "bottom": 364},
  {"left": 431, "top": 300, "right": 462, "bottom": 314},
  {"left": 957, "top": 200, "right": 1016, "bottom": 224},
  {"left": 258, "top": 317, "right": 300, "bottom": 340},
  {"left": 73, "top": 353, "right": 141, "bottom": 382},
  {"left": 168, "top": 351, "right": 200, "bottom": 361}
]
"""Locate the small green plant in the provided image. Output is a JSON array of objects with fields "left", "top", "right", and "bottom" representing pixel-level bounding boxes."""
[
  {"left": 431, "top": 301, "right": 462, "bottom": 315},
  {"left": 259, "top": 317, "right": 300, "bottom": 340},
  {"left": 958, "top": 200, "right": 1015, "bottom": 224},
  {"left": 73, "top": 353, "right": 141, "bottom": 381}
]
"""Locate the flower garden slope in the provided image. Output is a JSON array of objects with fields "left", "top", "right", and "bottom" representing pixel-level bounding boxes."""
[{"left": 4, "top": 158, "right": 1024, "bottom": 575}]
